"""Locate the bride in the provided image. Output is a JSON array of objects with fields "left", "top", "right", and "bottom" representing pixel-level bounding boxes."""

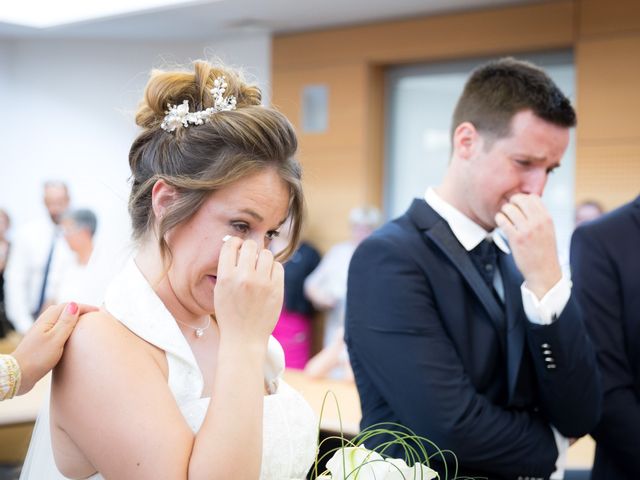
[{"left": 21, "top": 60, "right": 317, "bottom": 479}]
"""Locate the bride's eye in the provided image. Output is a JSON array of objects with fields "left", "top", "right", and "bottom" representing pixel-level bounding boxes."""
[
  {"left": 266, "top": 230, "right": 280, "bottom": 240},
  {"left": 231, "top": 222, "right": 250, "bottom": 236}
]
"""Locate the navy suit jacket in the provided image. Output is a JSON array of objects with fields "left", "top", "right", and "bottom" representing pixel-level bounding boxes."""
[
  {"left": 571, "top": 196, "right": 640, "bottom": 480},
  {"left": 346, "top": 199, "right": 601, "bottom": 480}
]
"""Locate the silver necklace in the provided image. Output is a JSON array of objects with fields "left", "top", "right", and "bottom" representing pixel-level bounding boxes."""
[{"left": 175, "top": 316, "right": 212, "bottom": 338}]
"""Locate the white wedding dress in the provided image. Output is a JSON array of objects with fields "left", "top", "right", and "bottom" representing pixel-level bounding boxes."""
[{"left": 21, "top": 259, "right": 318, "bottom": 480}]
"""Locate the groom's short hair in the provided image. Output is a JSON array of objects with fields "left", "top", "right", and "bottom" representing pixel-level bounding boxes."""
[{"left": 450, "top": 57, "right": 576, "bottom": 144}]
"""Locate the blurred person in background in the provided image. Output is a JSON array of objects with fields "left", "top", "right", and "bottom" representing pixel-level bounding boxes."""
[
  {"left": 54, "top": 209, "right": 98, "bottom": 304},
  {"left": 270, "top": 218, "right": 320, "bottom": 369},
  {"left": 574, "top": 199, "right": 604, "bottom": 228},
  {"left": 4, "top": 181, "right": 74, "bottom": 334},
  {"left": 556, "top": 199, "right": 605, "bottom": 275},
  {"left": 304, "top": 205, "right": 380, "bottom": 379},
  {"left": 0, "top": 208, "right": 11, "bottom": 338}
]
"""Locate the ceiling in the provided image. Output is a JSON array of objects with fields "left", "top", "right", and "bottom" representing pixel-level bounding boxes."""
[{"left": 0, "top": 0, "right": 540, "bottom": 40}]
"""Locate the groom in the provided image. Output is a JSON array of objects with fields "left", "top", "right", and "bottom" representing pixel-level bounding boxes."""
[{"left": 345, "top": 58, "right": 601, "bottom": 480}]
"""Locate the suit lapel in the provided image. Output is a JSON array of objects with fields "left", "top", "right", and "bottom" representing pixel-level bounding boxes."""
[
  {"left": 499, "top": 253, "right": 526, "bottom": 405},
  {"left": 425, "top": 218, "right": 507, "bottom": 335},
  {"left": 407, "top": 198, "right": 529, "bottom": 405}
]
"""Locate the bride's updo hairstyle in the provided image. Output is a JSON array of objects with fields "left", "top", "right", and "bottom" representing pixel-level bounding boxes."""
[{"left": 128, "top": 60, "right": 303, "bottom": 261}]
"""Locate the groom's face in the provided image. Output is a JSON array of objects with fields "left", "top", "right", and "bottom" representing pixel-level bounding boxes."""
[{"left": 459, "top": 109, "right": 569, "bottom": 230}]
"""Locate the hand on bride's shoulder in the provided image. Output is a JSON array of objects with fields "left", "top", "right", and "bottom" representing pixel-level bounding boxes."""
[{"left": 214, "top": 237, "right": 284, "bottom": 347}]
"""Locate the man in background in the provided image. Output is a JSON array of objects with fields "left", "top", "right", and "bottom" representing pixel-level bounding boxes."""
[
  {"left": 4, "top": 181, "right": 74, "bottom": 333},
  {"left": 346, "top": 58, "right": 601, "bottom": 480},
  {"left": 571, "top": 195, "right": 640, "bottom": 480},
  {"left": 574, "top": 199, "right": 604, "bottom": 228}
]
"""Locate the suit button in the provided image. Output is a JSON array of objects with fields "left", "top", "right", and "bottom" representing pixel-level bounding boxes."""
[
  {"left": 543, "top": 349, "right": 552, "bottom": 355},
  {"left": 544, "top": 357, "right": 555, "bottom": 363},
  {"left": 541, "top": 343, "right": 551, "bottom": 349},
  {"left": 546, "top": 364, "right": 557, "bottom": 370}
]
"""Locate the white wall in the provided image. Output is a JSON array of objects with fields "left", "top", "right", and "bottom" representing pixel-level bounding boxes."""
[
  {"left": 0, "top": 41, "right": 15, "bottom": 196},
  {"left": 0, "top": 33, "right": 271, "bottom": 248},
  {"left": 0, "top": 41, "right": 12, "bottom": 107}
]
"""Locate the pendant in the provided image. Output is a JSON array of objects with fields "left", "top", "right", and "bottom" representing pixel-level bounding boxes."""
[{"left": 195, "top": 328, "right": 204, "bottom": 338}]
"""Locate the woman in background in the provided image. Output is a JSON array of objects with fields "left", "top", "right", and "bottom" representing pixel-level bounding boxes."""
[{"left": 303, "top": 206, "right": 380, "bottom": 380}]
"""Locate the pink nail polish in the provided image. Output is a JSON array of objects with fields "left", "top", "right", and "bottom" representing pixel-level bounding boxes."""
[{"left": 66, "top": 302, "right": 78, "bottom": 315}]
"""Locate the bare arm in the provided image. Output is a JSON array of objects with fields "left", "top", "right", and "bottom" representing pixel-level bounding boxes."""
[{"left": 190, "top": 238, "right": 284, "bottom": 478}]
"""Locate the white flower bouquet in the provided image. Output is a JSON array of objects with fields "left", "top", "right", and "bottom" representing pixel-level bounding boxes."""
[
  {"left": 315, "top": 444, "right": 439, "bottom": 480},
  {"left": 310, "top": 393, "right": 476, "bottom": 480}
]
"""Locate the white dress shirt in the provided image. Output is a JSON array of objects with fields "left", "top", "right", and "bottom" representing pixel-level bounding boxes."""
[
  {"left": 3, "top": 217, "right": 73, "bottom": 334},
  {"left": 425, "top": 187, "right": 569, "bottom": 479}
]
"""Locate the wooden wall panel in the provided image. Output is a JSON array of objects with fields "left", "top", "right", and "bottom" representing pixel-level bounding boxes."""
[
  {"left": 364, "top": 65, "right": 385, "bottom": 209},
  {"left": 272, "top": 64, "right": 368, "bottom": 151},
  {"left": 301, "top": 149, "right": 369, "bottom": 251},
  {"left": 575, "top": 1, "right": 640, "bottom": 208},
  {"left": 274, "top": 2, "right": 574, "bottom": 68},
  {"left": 579, "top": 0, "right": 640, "bottom": 38},
  {"left": 575, "top": 142, "right": 640, "bottom": 209},
  {"left": 272, "top": 63, "right": 371, "bottom": 251},
  {"left": 576, "top": 35, "right": 640, "bottom": 142}
]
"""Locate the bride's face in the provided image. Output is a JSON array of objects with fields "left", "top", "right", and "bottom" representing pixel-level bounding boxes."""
[{"left": 165, "top": 168, "right": 290, "bottom": 317}]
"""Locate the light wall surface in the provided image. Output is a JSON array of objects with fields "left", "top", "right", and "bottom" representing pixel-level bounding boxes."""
[
  {"left": 0, "top": 42, "right": 10, "bottom": 107},
  {"left": 0, "top": 33, "right": 271, "bottom": 249}
]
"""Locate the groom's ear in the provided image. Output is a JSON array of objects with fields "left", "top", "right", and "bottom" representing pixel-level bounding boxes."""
[
  {"left": 452, "top": 121, "right": 480, "bottom": 161},
  {"left": 151, "top": 179, "right": 178, "bottom": 221}
]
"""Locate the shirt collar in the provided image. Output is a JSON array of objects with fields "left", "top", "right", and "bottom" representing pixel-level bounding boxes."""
[{"left": 424, "top": 187, "right": 510, "bottom": 254}]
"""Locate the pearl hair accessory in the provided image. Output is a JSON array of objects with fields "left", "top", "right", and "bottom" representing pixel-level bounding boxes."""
[{"left": 160, "top": 76, "right": 237, "bottom": 132}]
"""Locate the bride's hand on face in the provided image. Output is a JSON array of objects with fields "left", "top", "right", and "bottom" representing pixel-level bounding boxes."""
[{"left": 213, "top": 236, "right": 284, "bottom": 346}]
